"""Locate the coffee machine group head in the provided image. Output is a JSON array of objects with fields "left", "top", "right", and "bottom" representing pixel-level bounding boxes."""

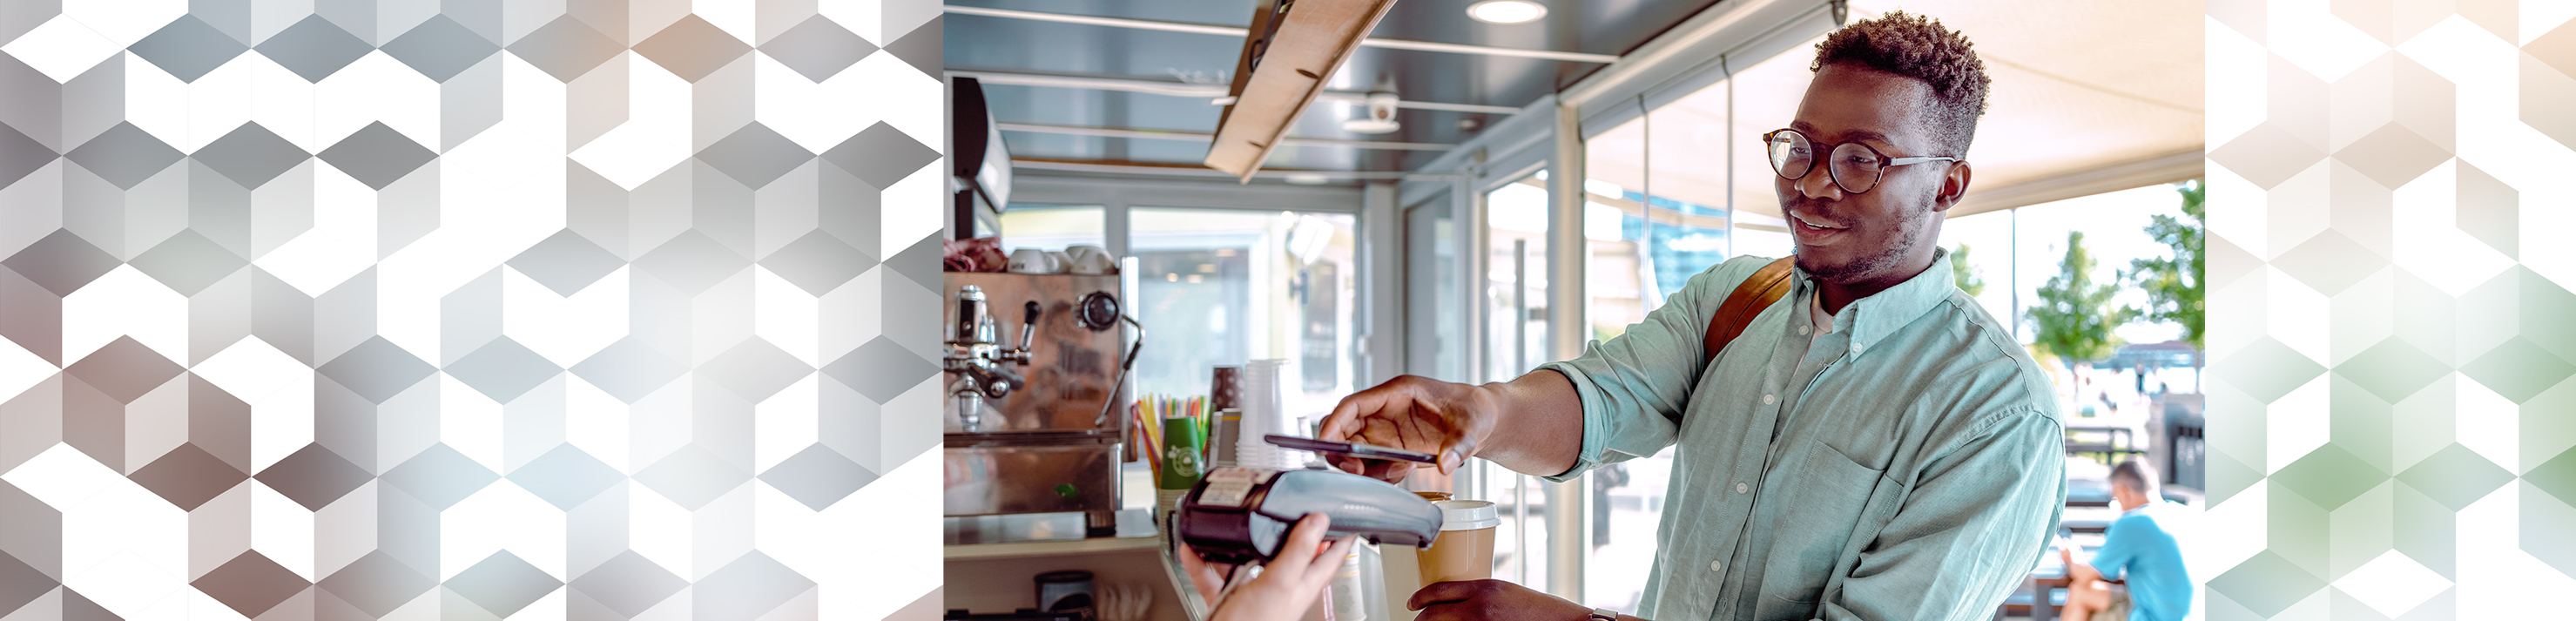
[{"left": 945, "top": 285, "right": 1039, "bottom": 431}]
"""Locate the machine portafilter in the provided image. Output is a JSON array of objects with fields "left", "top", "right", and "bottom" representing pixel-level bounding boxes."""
[{"left": 945, "top": 285, "right": 1038, "bottom": 432}]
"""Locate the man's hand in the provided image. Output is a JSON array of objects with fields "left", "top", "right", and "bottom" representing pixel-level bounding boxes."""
[
  {"left": 1316, "top": 375, "right": 1500, "bottom": 483},
  {"left": 1406, "top": 579, "right": 1589, "bottom": 621}
]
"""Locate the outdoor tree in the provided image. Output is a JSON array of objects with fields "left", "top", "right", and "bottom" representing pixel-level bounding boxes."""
[
  {"left": 1949, "top": 244, "right": 1986, "bottom": 297},
  {"left": 2027, "top": 231, "right": 2130, "bottom": 375},
  {"left": 2125, "top": 179, "right": 2207, "bottom": 350}
]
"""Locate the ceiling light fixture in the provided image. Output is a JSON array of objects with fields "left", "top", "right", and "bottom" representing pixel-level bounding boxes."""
[{"left": 1467, "top": 0, "right": 1547, "bottom": 24}]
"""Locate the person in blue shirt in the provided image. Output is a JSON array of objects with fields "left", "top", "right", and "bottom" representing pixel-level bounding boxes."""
[{"left": 2061, "top": 459, "right": 2191, "bottom": 621}]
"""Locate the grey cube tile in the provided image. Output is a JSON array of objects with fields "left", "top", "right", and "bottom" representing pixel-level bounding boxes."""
[
  {"left": 631, "top": 444, "right": 749, "bottom": 511},
  {"left": 632, "top": 15, "right": 751, "bottom": 83},
  {"left": 3, "top": 228, "right": 120, "bottom": 297},
  {"left": 0, "top": 551, "right": 54, "bottom": 615},
  {"left": 0, "top": 119, "right": 57, "bottom": 189},
  {"left": 443, "top": 336, "right": 563, "bottom": 403},
  {"left": 632, "top": 229, "right": 749, "bottom": 296},
  {"left": 129, "top": 229, "right": 248, "bottom": 296},
  {"left": 758, "top": 444, "right": 874, "bottom": 510},
  {"left": 693, "top": 550, "right": 814, "bottom": 621},
  {"left": 64, "top": 121, "right": 185, "bottom": 190},
  {"left": 760, "top": 230, "right": 874, "bottom": 296},
  {"left": 887, "top": 234, "right": 947, "bottom": 305},
  {"left": 127, "top": 443, "right": 247, "bottom": 510},
  {"left": 319, "top": 551, "right": 436, "bottom": 618},
  {"left": 570, "top": 550, "right": 684, "bottom": 618},
  {"left": 506, "top": 443, "right": 624, "bottom": 510},
  {"left": 821, "top": 335, "right": 935, "bottom": 404},
  {"left": 820, "top": 121, "right": 939, "bottom": 190},
  {"left": 506, "top": 15, "right": 625, "bottom": 83},
  {"left": 192, "top": 122, "right": 310, "bottom": 189},
  {"left": 64, "top": 335, "right": 184, "bottom": 404},
  {"left": 380, "top": 443, "right": 499, "bottom": 510},
  {"left": 379, "top": 15, "right": 499, "bottom": 83},
  {"left": 698, "top": 337, "right": 811, "bottom": 402},
  {"left": 191, "top": 550, "right": 309, "bottom": 618},
  {"left": 316, "top": 335, "right": 437, "bottom": 404},
  {"left": 442, "top": 550, "right": 561, "bottom": 618},
  {"left": 881, "top": 15, "right": 940, "bottom": 78},
  {"left": 696, "top": 122, "right": 812, "bottom": 190},
  {"left": 317, "top": 121, "right": 438, "bottom": 190},
  {"left": 254, "top": 442, "right": 374, "bottom": 510},
  {"left": 507, "top": 229, "right": 624, "bottom": 296},
  {"left": 759, "top": 16, "right": 873, "bottom": 82},
  {"left": 570, "top": 336, "right": 690, "bottom": 404},
  {"left": 128, "top": 15, "right": 249, "bottom": 83},
  {"left": 254, "top": 15, "right": 377, "bottom": 83}
]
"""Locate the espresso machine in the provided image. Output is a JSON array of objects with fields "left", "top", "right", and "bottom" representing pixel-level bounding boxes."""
[{"left": 942, "top": 270, "right": 1139, "bottom": 537}]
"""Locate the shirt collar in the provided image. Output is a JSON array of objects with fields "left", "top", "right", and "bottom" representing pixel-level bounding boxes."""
[{"left": 1791, "top": 247, "right": 1956, "bottom": 354}]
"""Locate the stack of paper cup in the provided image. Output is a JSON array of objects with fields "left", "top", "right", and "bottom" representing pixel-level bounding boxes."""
[{"left": 1233, "top": 360, "right": 1306, "bottom": 469}]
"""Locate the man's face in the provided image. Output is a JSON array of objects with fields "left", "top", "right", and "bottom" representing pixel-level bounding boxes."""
[{"left": 1775, "top": 64, "right": 1959, "bottom": 285}]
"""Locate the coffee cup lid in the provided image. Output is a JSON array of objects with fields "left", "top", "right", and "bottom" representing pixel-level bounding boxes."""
[{"left": 1433, "top": 499, "right": 1500, "bottom": 530}]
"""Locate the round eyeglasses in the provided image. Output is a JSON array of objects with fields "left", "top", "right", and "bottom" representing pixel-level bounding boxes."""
[{"left": 1763, "top": 129, "right": 1958, "bottom": 194}]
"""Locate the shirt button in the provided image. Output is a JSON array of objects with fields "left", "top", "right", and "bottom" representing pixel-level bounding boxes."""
[
  {"left": 1762, "top": 394, "right": 1776, "bottom": 405},
  {"left": 1709, "top": 560, "right": 1724, "bottom": 572},
  {"left": 1736, "top": 482, "right": 1750, "bottom": 494},
  {"left": 1797, "top": 325, "right": 1810, "bottom": 335}
]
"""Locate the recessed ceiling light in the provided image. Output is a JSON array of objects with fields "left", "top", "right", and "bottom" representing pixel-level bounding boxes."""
[
  {"left": 1284, "top": 172, "right": 1332, "bottom": 185},
  {"left": 1467, "top": 0, "right": 1547, "bottom": 24}
]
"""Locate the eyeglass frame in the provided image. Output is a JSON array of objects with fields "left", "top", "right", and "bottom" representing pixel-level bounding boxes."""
[{"left": 1761, "top": 128, "right": 1960, "bottom": 194}]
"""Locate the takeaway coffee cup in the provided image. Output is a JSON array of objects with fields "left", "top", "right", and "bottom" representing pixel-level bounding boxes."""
[{"left": 1417, "top": 500, "right": 1500, "bottom": 584}]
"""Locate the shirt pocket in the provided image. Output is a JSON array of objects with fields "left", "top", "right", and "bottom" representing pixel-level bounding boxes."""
[{"left": 1761, "top": 439, "right": 1887, "bottom": 606}]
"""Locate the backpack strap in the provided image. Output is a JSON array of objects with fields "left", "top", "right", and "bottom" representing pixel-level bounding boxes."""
[{"left": 1703, "top": 256, "right": 1798, "bottom": 363}]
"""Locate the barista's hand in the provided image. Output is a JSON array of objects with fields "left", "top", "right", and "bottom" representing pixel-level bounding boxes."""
[
  {"left": 1177, "top": 513, "right": 1359, "bottom": 621},
  {"left": 1407, "top": 579, "right": 1589, "bottom": 621},
  {"left": 1318, "top": 375, "right": 1499, "bottom": 483}
]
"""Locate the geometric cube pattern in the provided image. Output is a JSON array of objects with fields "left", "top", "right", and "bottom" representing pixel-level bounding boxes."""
[
  {"left": 2205, "top": 3, "right": 2576, "bottom": 619},
  {"left": 0, "top": 1, "right": 943, "bottom": 618}
]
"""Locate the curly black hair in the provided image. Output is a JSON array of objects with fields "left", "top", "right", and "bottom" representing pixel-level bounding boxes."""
[{"left": 1811, "top": 10, "right": 1990, "bottom": 158}]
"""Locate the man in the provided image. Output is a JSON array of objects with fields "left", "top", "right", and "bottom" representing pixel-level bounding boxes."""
[
  {"left": 1318, "top": 11, "right": 2065, "bottom": 621},
  {"left": 2060, "top": 460, "right": 2191, "bottom": 621}
]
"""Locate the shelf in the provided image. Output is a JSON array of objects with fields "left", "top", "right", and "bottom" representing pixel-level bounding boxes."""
[{"left": 946, "top": 535, "right": 1163, "bottom": 559}]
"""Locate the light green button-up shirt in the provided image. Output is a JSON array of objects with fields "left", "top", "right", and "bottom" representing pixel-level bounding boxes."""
[{"left": 1539, "top": 250, "right": 2065, "bottom": 621}]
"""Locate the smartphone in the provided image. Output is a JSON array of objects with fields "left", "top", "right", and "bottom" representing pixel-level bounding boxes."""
[{"left": 1263, "top": 434, "right": 1439, "bottom": 463}]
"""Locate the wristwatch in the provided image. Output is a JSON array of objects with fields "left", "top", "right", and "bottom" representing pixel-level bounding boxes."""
[{"left": 1588, "top": 607, "right": 1622, "bottom": 621}]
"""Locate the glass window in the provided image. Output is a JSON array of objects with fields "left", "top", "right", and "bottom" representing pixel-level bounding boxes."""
[
  {"left": 996, "top": 204, "right": 1106, "bottom": 253},
  {"left": 1128, "top": 208, "right": 1359, "bottom": 423},
  {"left": 1405, "top": 192, "right": 1465, "bottom": 381}
]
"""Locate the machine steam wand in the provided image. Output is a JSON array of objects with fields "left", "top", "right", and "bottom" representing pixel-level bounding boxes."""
[{"left": 944, "top": 286, "right": 1038, "bottom": 432}]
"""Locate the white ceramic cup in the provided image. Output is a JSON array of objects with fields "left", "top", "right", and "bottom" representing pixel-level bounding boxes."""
[
  {"left": 1008, "top": 248, "right": 1057, "bottom": 273},
  {"left": 1045, "top": 251, "right": 1072, "bottom": 273},
  {"left": 1065, "top": 246, "right": 1114, "bottom": 274}
]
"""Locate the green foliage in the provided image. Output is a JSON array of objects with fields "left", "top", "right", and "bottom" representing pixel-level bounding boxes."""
[
  {"left": 2123, "top": 179, "right": 2207, "bottom": 350},
  {"left": 2027, "top": 231, "right": 2131, "bottom": 371},
  {"left": 1948, "top": 244, "right": 1986, "bottom": 297}
]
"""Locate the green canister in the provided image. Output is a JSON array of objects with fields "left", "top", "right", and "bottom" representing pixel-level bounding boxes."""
[
  {"left": 1156, "top": 415, "right": 1207, "bottom": 522},
  {"left": 1158, "top": 415, "right": 1207, "bottom": 489}
]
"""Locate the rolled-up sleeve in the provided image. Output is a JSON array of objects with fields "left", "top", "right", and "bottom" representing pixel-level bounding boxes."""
[
  {"left": 1535, "top": 256, "right": 1769, "bottom": 482},
  {"left": 1823, "top": 408, "right": 2067, "bottom": 621}
]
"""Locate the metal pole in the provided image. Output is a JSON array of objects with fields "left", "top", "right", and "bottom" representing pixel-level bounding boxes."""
[
  {"left": 1545, "top": 102, "right": 1588, "bottom": 603},
  {"left": 1514, "top": 238, "right": 1527, "bottom": 375}
]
